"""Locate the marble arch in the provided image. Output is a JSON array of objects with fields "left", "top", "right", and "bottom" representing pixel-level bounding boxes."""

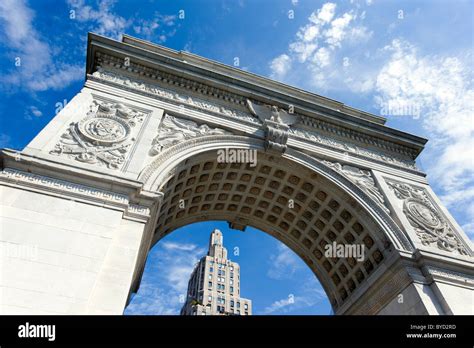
[{"left": 0, "top": 33, "right": 472, "bottom": 315}]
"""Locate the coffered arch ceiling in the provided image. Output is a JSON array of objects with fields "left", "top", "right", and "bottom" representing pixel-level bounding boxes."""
[{"left": 140, "top": 135, "right": 413, "bottom": 312}]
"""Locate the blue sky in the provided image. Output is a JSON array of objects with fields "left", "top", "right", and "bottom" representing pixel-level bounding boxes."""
[{"left": 0, "top": 0, "right": 472, "bottom": 314}]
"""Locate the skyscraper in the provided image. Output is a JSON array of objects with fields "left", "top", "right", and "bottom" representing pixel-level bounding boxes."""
[{"left": 180, "top": 229, "right": 252, "bottom": 315}]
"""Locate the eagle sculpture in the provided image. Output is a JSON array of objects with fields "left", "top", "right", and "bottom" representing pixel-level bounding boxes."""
[{"left": 246, "top": 99, "right": 299, "bottom": 126}]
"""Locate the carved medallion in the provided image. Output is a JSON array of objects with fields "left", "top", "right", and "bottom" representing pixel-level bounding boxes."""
[
  {"left": 404, "top": 198, "right": 443, "bottom": 230},
  {"left": 387, "top": 180, "right": 469, "bottom": 255},
  {"left": 50, "top": 100, "right": 146, "bottom": 169},
  {"left": 78, "top": 115, "right": 130, "bottom": 145}
]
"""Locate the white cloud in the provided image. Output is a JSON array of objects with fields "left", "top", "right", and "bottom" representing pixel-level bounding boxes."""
[
  {"left": 313, "top": 2, "right": 336, "bottom": 24},
  {"left": 27, "top": 65, "right": 84, "bottom": 92},
  {"left": 125, "top": 241, "right": 205, "bottom": 314},
  {"left": 269, "top": 2, "right": 372, "bottom": 90},
  {"left": 67, "top": 0, "right": 178, "bottom": 43},
  {"left": 325, "top": 12, "right": 353, "bottom": 47},
  {"left": 261, "top": 284, "right": 327, "bottom": 314},
  {"left": 67, "top": 0, "right": 129, "bottom": 40},
  {"left": 0, "top": 0, "right": 82, "bottom": 92},
  {"left": 262, "top": 296, "right": 295, "bottom": 314},
  {"left": 267, "top": 243, "right": 301, "bottom": 280},
  {"left": 158, "top": 242, "right": 205, "bottom": 294},
  {"left": 133, "top": 13, "right": 177, "bottom": 43},
  {"left": 24, "top": 106, "right": 43, "bottom": 120},
  {"left": 312, "top": 47, "right": 331, "bottom": 67},
  {"left": 269, "top": 54, "right": 292, "bottom": 79},
  {"left": 162, "top": 241, "right": 199, "bottom": 252}
]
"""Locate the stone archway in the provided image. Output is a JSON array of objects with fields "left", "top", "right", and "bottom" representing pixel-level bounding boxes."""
[
  {"left": 0, "top": 33, "right": 472, "bottom": 315},
  {"left": 143, "top": 145, "right": 396, "bottom": 313}
]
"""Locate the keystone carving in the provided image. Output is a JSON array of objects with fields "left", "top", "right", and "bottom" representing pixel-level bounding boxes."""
[{"left": 246, "top": 99, "right": 299, "bottom": 154}]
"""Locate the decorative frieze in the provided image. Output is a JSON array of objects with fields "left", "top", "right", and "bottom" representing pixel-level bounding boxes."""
[
  {"left": 50, "top": 100, "right": 147, "bottom": 169},
  {"left": 91, "top": 68, "right": 259, "bottom": 125},
  {"left": 424, "top": 266, "right": 474, "bottom": 286},
  {"left": 150, "top": 115, "right": 230, "bottom": 156},
  {"left": 0, "top": 168, "right": 151, "bottom": 220},
  {"left": 322, "top": 161, "right": 390, "bottom": 214},
  {"left": 299, "top": 115, "right": 418, "bottom": 159},
  {"left": 95, "top": 52, "right": 248, "bottom": 107},
  {"left": 291, "top": 127, "right": 418, "bottom": 171},
  {"left": 386, "top": 180, "right": 469, "bottom": 256},
  {"left": 0, "top": 168, "right": 128, "bottom": 204}
]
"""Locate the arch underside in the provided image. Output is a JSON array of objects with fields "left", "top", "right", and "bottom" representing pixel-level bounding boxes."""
[{"left": 148, "top": 147, "right": 396, "bottom": 312}]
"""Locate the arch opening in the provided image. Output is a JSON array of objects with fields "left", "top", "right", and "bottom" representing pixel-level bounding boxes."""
[
  {"left": 125, "top": 221, "right": 332, "bottom": 315},
  {"left": 144, "top": 147, "right": 396, "bottom": 312}
]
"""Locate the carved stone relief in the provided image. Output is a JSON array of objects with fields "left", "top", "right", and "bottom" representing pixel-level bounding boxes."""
[
  {"left": 50, "top": 100, "right": 146, "bottom": 169},
  {"left": 323, "top": 161, "right": 390, "bottom": 214},
  {"left": 386, "top": 180, "right": 469, "bottom": 255},
  {"left": 246, "top": 99, "right": 298, "bottom": 154},
  {"left": 291, "top": 127, "right": 418, "bottom": 171},
  {"left": 91, "top": 68, "right": 259, "bottom": 124},
  {"left": 149, "top": 115, "right": 230, "bottom": 156}
]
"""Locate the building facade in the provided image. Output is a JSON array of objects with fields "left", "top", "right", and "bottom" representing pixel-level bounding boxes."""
[{"left": 180, "top": 230, "right": 252, "bottom": 315}]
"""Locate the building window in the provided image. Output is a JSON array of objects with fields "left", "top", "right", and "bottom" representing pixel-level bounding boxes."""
[
  {"left": 230, "top": 286, "right": 234, "bottom": 293},
  {"left": 208, "top": 281, "right": 212, "bottom": 288},
  {"left": 237, "top": 302, "right": 240, "bottom": 308},
  {"left": 208, "top": 295, "right": 212, "bottom": 302},
  {"left": 230, "top": 272, "right": 234, "bottom": 278},
  {"left": 244, "top": 304, "right": 248, "bottom": 310},
  {"left": 210, "top": 267, "right": 213, "bottom": 272},
  {"left": 230, "top": 279, "right": 233, "bottom": 285},
  {"left": 230, "top": 300, "right": 234, "bottom": 307},
  {"left": 208, "top": 275, "right": 212, "bottom": 280}
]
